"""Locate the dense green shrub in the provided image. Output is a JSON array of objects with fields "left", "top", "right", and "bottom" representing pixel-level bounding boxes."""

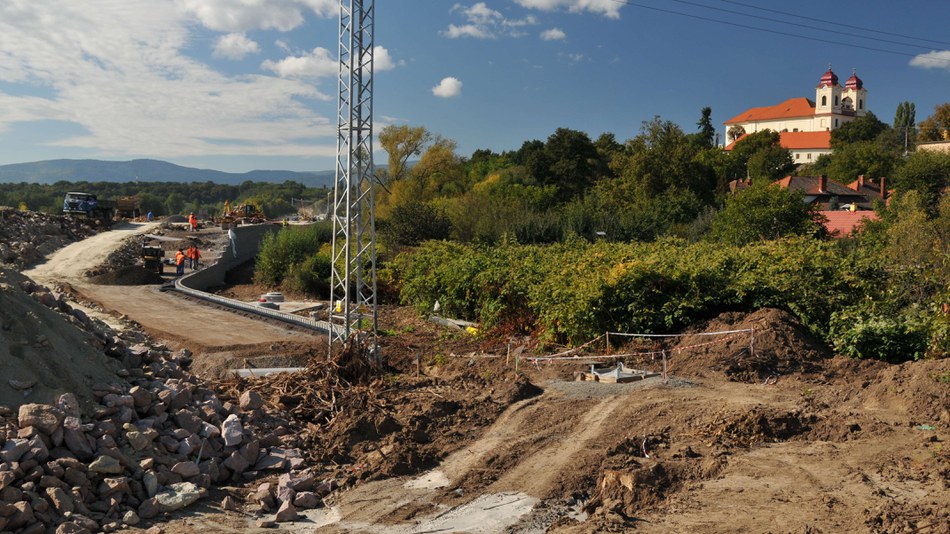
[
  {"left": 284, "top": 252, "right": 333, "bottom": 296},
  {"left": 829, "top": 300, "right": 929, "bottom": 361},
  {"left": 388, "top": 237, "right": 862, "bottom": 345},
  {"left": 254, "top": 223, "right": 332, "bottom": 286}
]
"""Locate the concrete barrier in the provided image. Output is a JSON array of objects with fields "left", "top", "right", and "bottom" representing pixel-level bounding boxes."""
[{"left": 173, "top": 224, "right": 337, "bottom": 335}]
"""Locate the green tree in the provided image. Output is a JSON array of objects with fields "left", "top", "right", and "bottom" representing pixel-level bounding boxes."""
[
  {"left": 694, "top": 107, "right": 715, "bottom": 148},
  {"left": 830, "top": 111, "right": 888, "bottom": 147},
  {"left": 727, "top": 130, "right": 794, "bottom": 182},
  {"left": 164, "top": 192, "right": 184, "bottom": 215},
  {"left": 543, "top": 128, "right": 600, "bottom": 201},
  {"left": 892, "top": 150, "right": 950, "bottom": 208},
  {"left": 893, "top": 101, "right": 916, "bottom": 149},
  {"left": 708, "top": 180, "right": 819, "bottom": 245},
  {"left": 380, "top": 201, "right": 452, "bottom": 247}
]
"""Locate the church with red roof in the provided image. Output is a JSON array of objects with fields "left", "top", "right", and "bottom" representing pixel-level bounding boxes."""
[{"left": 724, "top": 67, "right": 868, "bottom": 163}]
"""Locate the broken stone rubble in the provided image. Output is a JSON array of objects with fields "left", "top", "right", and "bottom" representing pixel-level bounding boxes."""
[{"left": 0, "top": 277, "right": 343, "bottom": 531}]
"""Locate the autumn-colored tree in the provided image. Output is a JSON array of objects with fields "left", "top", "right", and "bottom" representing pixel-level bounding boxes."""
[{"left": 918, "top": 103, "right": 950, "bottom": 142}]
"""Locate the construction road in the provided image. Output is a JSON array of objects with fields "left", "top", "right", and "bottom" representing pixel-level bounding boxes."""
[{"left": 24, "top": 222, "right": 316, "bottom": 350}]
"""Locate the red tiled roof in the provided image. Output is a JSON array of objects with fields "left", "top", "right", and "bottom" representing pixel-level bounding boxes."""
[
  {"left": 724, "top": 97, "right": 816, "bottom": 124},
  {"left": 775, "top": 175, "right": 860, "bottom": 197},
  {"left": 779, "top": 131, "right": 831, "bottom": 149},
  {"left": 820, "top": 210, "right": 879, "bottom": 238},
  {"left": 723, "top": 130, "right": 831, "bottom": 151}
]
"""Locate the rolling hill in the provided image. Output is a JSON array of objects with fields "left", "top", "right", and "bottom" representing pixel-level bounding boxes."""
[{"left": 0, "top": 159, "right": 335, "bottom": 187}]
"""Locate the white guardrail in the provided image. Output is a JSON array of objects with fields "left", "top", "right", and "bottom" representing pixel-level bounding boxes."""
[{"left": 173, "top": 273, "right": 339, "bottom": 336}]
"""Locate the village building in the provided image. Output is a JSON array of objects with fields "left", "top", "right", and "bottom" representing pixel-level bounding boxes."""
[
  {"left": 723, "top": 67, "right": 867, "bottom": 162},
  {"left": 728, "top": 173, "right": 889, "bottom": 237}
]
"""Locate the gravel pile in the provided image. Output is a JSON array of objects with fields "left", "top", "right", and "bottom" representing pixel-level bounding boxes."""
[
  {"left": 1, "top": 274, "right": 338, "bottom": 533},
  {"left": 0, "top": 208, "right": 100, "bottom": 269}
]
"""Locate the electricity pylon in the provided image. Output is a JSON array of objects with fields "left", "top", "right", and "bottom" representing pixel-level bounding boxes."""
[{"left": 329, "top": 0, "right": 378, "bottom": 361}]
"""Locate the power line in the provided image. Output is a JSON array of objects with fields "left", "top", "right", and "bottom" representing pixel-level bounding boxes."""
[
  {"left": 718, "top": 0, "right": 950, "bottom": 48},
  {"left": 606, "top": 0, "right": 950, "bottom": 66},
  {"left": 669, "top": 0, "right": 940, "bottom": 51}
]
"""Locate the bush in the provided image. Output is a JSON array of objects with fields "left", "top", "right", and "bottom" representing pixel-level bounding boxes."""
[
  {"left": 284, "top": 252, "right": 333, "bottom": 296},
  {"left": 829, "top": 300, "right": 929, "bottom": 361},
  {"left": 254, "top": 223, "right": 332, "bottom": 286}
]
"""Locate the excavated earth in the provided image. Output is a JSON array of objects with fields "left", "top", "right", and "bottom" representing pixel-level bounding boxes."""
[{"left": 3, "top": 213, "right": 948, "bottom": 534}]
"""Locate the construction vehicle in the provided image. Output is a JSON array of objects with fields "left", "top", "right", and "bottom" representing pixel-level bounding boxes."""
[
  {"left": 63, "top": 192, "right": 141, "bottom": 220},
  {"left": 62, "top": 192, "right": 114, "bottom": 222},
  {"left": 141, "top": 245, "right": 164, "bottom": 275},
  {"left": 219, "top": 200, "right": 266, "bottom": 229},
  {"left": 115, "top": 196, "right": 141, "bottom": 218}
]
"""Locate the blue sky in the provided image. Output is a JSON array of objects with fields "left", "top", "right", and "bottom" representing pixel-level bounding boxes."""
[{"left": 0, "top": 0, "right": 948, "bottom": 173}]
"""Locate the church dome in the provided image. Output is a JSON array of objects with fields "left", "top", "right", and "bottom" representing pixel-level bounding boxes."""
[
  {"left": 817, "top": 67, "right": 839, "bottom": 88},
  {"left": 845, "top": 70, "right": 863, "bottom": 89}
]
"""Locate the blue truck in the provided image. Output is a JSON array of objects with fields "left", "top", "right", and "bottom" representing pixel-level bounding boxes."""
[{"left": 62, "top": 192, "right": 115, "bottom": 221}]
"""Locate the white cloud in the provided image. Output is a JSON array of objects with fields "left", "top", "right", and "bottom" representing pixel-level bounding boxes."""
[
  {"left": 374, "top": 46, "right": 403, "bottom": 71},
  {"left": 261, "top": 47, "right": 338, "bottom": 79},
  {"left": 443, "top": 23, "right": 495, "bottom": 39},
  {"left": 514, "top": 0, "right": 623, "bottom": 19},
  {"left": 175, "top": 0, "right": 337, "bottom": 32},
  {"left": 432, "top": 77, "right": 463, "bottom": 98},
  {"left": 541, "top": 28, "right": 566, "bottom": 41},
  {"left": 0, "top": 0, "right": 337, "bottom": 160},
  {"left": 442, "top": 2, "right": 538, "bottom": 39},
  {"left": 910, "top": 50, "right": 950, "bottom": 71},
  {"left": 453, "top": 2, "right": 502, "bottom": 24},
  {"left": 213, "top": 33, "right": 260, "bottom": 60}
]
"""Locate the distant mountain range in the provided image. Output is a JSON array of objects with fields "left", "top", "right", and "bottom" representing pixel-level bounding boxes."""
[{"left": 0, "top": 159, "right": 335, "bottom": 187}]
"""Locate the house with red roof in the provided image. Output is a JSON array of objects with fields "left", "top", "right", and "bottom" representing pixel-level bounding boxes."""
[
  {"left": 724, "top": 67, "right": 868, "bottom": 163},
  {"left": 728, "top": 173, "right": 890, "bottom": 236},
  {"left": 820, "top": 210, "right": 880, "bottom": 238}
]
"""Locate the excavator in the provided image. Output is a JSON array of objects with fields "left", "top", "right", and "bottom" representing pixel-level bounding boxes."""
[{"left": 219, "top": 200, "right": 266, "bottom": 229}]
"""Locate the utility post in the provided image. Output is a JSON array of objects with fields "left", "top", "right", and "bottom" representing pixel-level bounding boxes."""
[{"left": 329, "top": 0, "right": 379, "bottom": 363}]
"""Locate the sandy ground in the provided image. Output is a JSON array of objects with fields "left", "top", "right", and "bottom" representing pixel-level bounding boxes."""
[
  {"left": 23, "top": 221, "right": 317, "bottom": 355},
  {"left": 18, "top": 223, "right": 948, "bottom": 534}
]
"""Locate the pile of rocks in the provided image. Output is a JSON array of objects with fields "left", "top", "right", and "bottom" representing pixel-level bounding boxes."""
[
  {"left": 1, "top": 278, "right": 337, "bottom": 532},
  {"left": 0, "top": 208, "right": 100, "bottom": 269}
]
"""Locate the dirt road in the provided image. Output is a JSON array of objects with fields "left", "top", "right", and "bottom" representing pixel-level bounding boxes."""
[
  {"left": 293, "top": 370, "right": 948, "bottom": 533},
  {"left": 24, "top": 222, "right": 316, "bottom": 356}
]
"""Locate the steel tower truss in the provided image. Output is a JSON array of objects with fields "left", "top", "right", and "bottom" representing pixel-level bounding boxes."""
[{"left": 329, "top": 0, "right": 378, "bottom": 359}]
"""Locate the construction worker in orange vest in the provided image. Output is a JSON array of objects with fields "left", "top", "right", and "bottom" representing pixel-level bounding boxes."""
[
  {"left": 175, "top": 249, "right": 186, "bottom": 276},
  {"left": 189, "top": 213, "right": 198, "bottom": 232},
  {"left": 187, "top": 245, "right": 201, "bottom": 270}
]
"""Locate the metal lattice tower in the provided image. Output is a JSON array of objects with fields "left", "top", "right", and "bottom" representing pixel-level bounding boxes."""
[{"left": 329, "top": 0, "right": 378, "bottom": 359}]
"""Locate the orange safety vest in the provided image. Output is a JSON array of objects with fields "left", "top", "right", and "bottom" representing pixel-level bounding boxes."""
[{"left": 175, "top": 251, "right": 185, "bottom": 265}]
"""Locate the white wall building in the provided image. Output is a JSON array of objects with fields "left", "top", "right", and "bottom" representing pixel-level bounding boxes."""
[{"left": 724, "top": 67, "right": 868, "bottom": 162}]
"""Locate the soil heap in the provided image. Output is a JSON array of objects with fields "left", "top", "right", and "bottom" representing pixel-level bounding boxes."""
[{"left": 0, "top": 208, "right": 100, "bottom": 269}]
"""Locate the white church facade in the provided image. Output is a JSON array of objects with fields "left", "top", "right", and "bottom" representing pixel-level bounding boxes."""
[{"left": 724, "top": 67, "right": 868, "bottom": 163}]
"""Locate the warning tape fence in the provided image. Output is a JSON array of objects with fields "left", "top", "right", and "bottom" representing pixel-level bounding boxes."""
[{"left": 525, "top": 327, "right": 756, "bottom": 362}]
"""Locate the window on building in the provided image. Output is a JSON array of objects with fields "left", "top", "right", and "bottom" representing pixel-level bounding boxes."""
[
  {"left": 793, "top": 128, "right": 799, "bottom": 132},
  {"left": 795, "top": 153, "right": 800, "bottom": 160},
  {"left": 835, "top": 119, "right": 839, "bottom": 127},
  {"left": 807, "top": 153, "right": 812, "bottom": 160},
  {"left": 834, "top": 95, "right": 839, "bottom": 105},
  {"left": 859, "top": 99, "right": 864, "bottom": 109},
  {"left": 821, "top": 95, "right": 827, "bottom": 106}
]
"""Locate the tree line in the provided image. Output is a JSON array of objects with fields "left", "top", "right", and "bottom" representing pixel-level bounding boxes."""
[
  {"left": 0, "top": 180, "right": 330, "bottom": 219},
  {"left": 375, "top": 102, "right": 950, "bottom": 249}
]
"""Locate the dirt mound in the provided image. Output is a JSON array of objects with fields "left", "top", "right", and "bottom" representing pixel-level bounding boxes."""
[
  {"left": 669, "top": 308, "right": 832, "bottom": 382},
  {"left": 0, "top": 207, "right": 101, "bottom": 269},
  {"left": 844, "top": 358, "right": 950, "bottom": 423},
  {"left": 0, "top": 268, "right": 123, "bottom": 413},
  {"left": 89, "top": 264, "right": 163, "bottom": 285}
]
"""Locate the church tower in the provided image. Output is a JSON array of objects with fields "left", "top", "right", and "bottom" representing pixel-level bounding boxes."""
[
  {"left": 843, "top": 69, "right": 867, "bottom": 117},
  {"left": 815, "top": 66, "right": 842, "bottom": 123}
]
